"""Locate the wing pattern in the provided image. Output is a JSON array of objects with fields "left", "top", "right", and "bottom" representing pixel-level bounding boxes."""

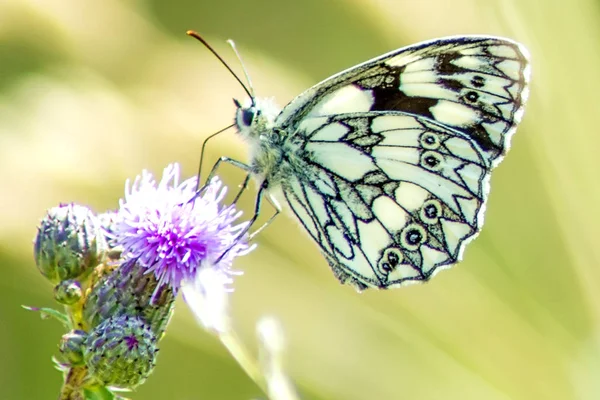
[
  {"left": 279, "top": 36, "right": 530, "bottom": 166},
  {"left": 282, "top": 113, "right": 491, "bottom": 290},
  {"left": 269, "top": 37, "right": 530, "bottom": 290}
]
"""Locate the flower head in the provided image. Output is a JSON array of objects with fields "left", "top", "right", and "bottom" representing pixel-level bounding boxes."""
[
  {"left": 113, "top": 163, "right": 253, "bottom": 295},
  {"left": 34, "top": 203, "right": 107, "bottom": 284},
  {"left": 84, "top": 315, "right": 158, "bottom": 388}
]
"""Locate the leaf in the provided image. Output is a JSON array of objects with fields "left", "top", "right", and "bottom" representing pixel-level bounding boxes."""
[
  {"left": 22, "top": 305, "right": 70, "bottom": 328},
  {"left": 83, "top": 386, "right": 127, "bottom": 400}
]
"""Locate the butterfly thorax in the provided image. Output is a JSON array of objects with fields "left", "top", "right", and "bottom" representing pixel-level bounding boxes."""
[{"left": 234, "top": 97, "right": 299, "bottom": 188}]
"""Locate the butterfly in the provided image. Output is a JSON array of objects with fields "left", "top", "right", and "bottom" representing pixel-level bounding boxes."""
[{"left": 193, "top": 33, "right": 531, "bottom": 291}]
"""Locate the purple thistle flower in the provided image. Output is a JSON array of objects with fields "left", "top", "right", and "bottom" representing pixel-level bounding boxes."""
[{"left": 113, "top": 163, "right": 253, "bottom": 298}]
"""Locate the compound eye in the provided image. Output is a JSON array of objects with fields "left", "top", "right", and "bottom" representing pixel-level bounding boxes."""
[{"left": 241, "top": 107, "right": 256, "bottom": 127}]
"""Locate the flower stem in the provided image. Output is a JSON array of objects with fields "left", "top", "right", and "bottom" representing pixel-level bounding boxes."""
[
  {"left": 59, "top": 366, "right": 87, "bottom": 400},
  {"left": 219, "top": 331, "right": 268, "bottom": 394}
]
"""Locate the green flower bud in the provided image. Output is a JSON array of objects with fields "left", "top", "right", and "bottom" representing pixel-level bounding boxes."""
[
  {"left": 34, "top": 204, "right": 107, "bottom": 284},
  {"left": 59, "top": 330, "right": 87, "bottom": 366},
  {"left": 84, "top": 315, "right": 158, "bottom": 388},
  {"left": 82, "top": 258, "right": 175, "bottom": 336},
  {"left": 54, "top": 279, "right": 82, "bottom": 305}
]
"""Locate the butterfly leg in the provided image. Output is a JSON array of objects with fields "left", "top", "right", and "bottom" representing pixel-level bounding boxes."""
[
  {"left": 232, "top": 173, "right": 251, "bottom": 205},
  {"left": 215, "top": 181, "right": 281, "bottom": 263},
  {"left": 240, "top": 182, "right": 281, "bottom": 238},
  {"left": 249, "top": 192, "right": 280, "bottom": 239},
  {"left": 193, "top": 156, "right": 252, "bottom": 201}
]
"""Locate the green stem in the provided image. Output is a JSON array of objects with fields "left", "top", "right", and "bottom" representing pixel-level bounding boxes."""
[
  {"left": 58, "top": 366, "right": 87, "bottom": 400},
  {"left": 219, "top": 331, "right": 268, "bottom": 394}
]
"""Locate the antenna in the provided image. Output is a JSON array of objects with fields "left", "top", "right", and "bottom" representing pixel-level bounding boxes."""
[
  {"left": 227, "top": 39, "right": 255, "bottom": 98},
  {"left": 186, "top": 30, "right": 254, "bottom": 102}
]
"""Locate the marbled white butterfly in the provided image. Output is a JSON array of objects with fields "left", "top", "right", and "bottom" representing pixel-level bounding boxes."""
[{"left": 192, "top": 33, "right": 530, "bottom": 291}]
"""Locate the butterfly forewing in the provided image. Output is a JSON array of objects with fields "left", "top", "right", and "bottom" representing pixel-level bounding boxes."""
[{"left": 278, "top": 36, "right": 530, "bottom": 166}]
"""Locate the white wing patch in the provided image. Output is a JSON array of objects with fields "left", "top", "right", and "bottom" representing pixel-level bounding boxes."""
[
  {"left": 305, "top": 142, "right": 377, "bottom": 181},
  {"left": 371, "top": 115, "right": 423, "bottom": 132},
  {"left": 297, "top": 117, "right": 328, "bottom": 136},
  {"left": 310, "top": 122, "right": 349, "bottom": 142},
  {"left": 372, "top": 196, "right": 410, "bottom": 232},
  {"left": 429, "top": 101, "right": 481, "bottom": 127},
  {"left": 307, "top": 85, "right": 374, "bottom": 117},
  {"left": 394, "top": 183, "right": 430, "bottom": 211}
]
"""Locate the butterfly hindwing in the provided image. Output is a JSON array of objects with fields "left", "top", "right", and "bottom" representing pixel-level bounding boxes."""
[{"left": 281, "top": 113, "right": 490, "bottom": 290}]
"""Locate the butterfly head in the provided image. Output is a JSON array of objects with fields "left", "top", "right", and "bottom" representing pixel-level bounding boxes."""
[
  {"left": 233, "top": 98, "right": 257, "bottom": 132},
  {"left": 233, "top": 97, "right": 281, "bottom": 141}
]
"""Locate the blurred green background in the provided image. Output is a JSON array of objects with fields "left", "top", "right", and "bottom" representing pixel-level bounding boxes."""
[{"left": 2, "top": 0, "right": 599, "bottom": 399}]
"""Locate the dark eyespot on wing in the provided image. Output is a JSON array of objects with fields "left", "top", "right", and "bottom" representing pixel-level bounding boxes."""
[{"left": 471, "top": 75, "right": 485, "bottom": 88}]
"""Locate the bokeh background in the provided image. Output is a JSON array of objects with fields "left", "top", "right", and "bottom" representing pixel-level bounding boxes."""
[{"left": 2, "top": 0, "right": 599, "bottom": 399}]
